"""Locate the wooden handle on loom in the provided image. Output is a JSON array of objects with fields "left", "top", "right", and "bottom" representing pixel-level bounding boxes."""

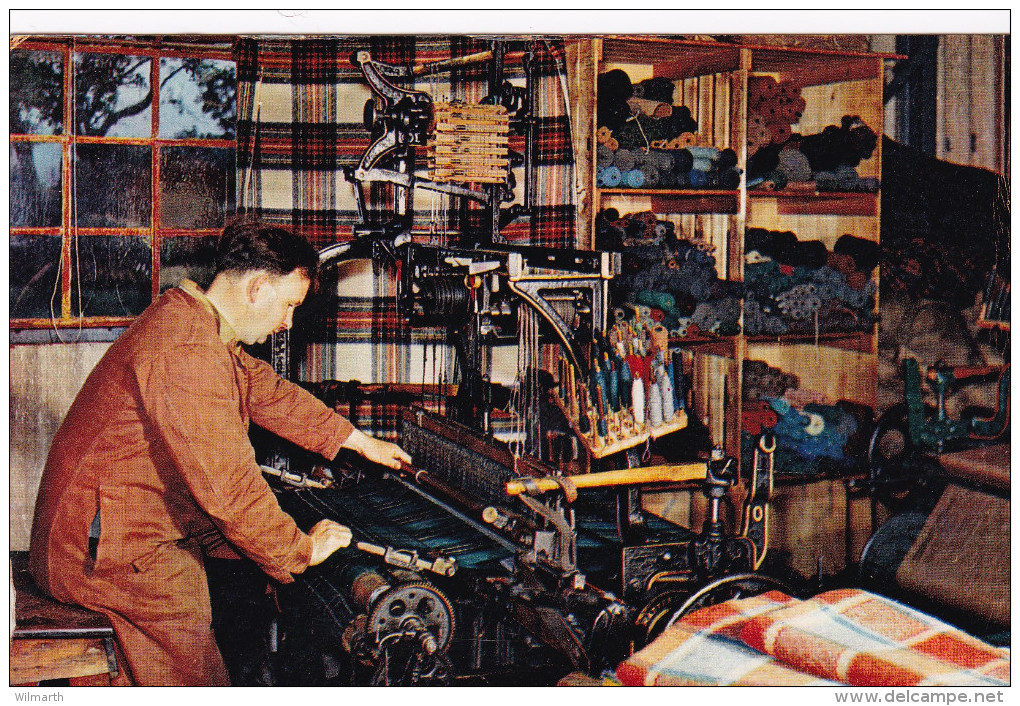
[
  {"left": 504, "top": 462, "right": 707, "bottom": 496},
  {"left": 412, "top": 50, "right": 494, "bottom": 75}
]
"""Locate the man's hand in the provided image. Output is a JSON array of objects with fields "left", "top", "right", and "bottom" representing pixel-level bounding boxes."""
[
  {"left": 307, "top": 519, "right": 353, "bottom": 566},
  {"left": 342, "top": 428, "right": 413, "bottom": 470}
]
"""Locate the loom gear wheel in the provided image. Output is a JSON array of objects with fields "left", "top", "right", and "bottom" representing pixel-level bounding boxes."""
[
  {"left": 368, "top": 581, "right": 456, "bottom": 655},
  {"left": 865, "top": 404, "right": 936, "bottom": 512},
  {"left": 634, "top": 590, "right": 692, "bottom": 645}
]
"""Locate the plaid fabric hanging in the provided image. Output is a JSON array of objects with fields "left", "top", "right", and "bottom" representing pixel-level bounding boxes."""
[{"left": 234, "top": 35, "right": 578, "bottom": 438}]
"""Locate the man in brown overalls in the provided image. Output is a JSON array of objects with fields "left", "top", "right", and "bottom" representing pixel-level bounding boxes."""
[{"left": 29, "top": 221, "right": 411, "bottom": 685}]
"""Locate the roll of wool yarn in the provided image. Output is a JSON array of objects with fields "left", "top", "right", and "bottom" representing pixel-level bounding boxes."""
[
  {"left": 689, "top": 169, "right": 709, "bottom": 188},
  {"left": 814, "top": 164, "right": 863, "bottom": 191},
  {"left": 833, "top": 233, "right": 880, "bottom": 272},
  {"left": 622, "top": 169, "right": 646, "bottom": 188},
  {"left": 718, "top": 167, "right": 741, "bottom": 190},
  {"left": 777, "top": 147, "right": 812, "bottom": 182},
  {"left": 614, "top": 148, "right": 638, "bottom": 172},
  {"left": 687, "top": 146, "right": 721, "bottom": 161},
  {"left": 600, "top": 165, "right": 622, "bottom": 187},
  {"left": 639, "top": 164, "right": 660, "bottom": 186},
  {"left": 598, "top": 69, "right": 634, "bottom": 131},
  {"left": 648, "top": 148, "right": 675, "bottom": 172},
  {"left": 761, "top": 169, "right": 789, "bottom": 190},
  {"left": 672, "top": 148, "right": 694, "bottom": 173},
  {"left": 717, "top": 148, "right": 738, "bottom": 170},
  {"left": 791, "top": 239, "right": 830, "bottom": 269},
  {"left": 633, "top": 76, "right": 675, "bottom": 103},
  {"left": 691, "top": 157, "right": 714, "bottom": 173},
  {"left": 597, "top": 142, "right": 615, "bottom": 167}
]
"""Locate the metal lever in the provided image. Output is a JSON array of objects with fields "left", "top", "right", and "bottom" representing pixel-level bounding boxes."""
[{"left": 354, "top": 541, "right": 458, "bottom": 577}]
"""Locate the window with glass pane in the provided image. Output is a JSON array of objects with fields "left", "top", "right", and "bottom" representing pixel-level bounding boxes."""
[
  {"left": 159, "top": 58, "right": 237, "bottom": 139},
  {"left": 72, "top": 235, "right": 153, "bottom": 318},
  {"left": 10, "top": 39, "right": 236, "bottom": 328},
  {"left": 74, "top": 144, "right": 153, "bottom": 228},
  {"left": 10, "top": 50, "right": 63, "bottom": 135},
  {"left": 10, "top": 142, "right": 62, "bottom": 228},
  {"left": 75, "top": 52, "right": 152, "bottom": 138},
  {"left": 161, "top": 147, "right": 236, "bottom": 229},
  {"left": 10, "top": 235, "right": 63, "bottom": 319}
]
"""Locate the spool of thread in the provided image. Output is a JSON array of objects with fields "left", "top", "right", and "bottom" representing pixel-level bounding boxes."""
[
  {"left": 618, "top": 358, "right": 632, "bottom": 407},
  {"left": 578, "top": 407, "right": 591, "bottom": 434},
  {"left": 668, "top": 351, "right": 684, "bottom": 411},
  {"left": 648, "top": 382, "right": 663, "bottom": 426},
  {"left": 622, "top": 169, "right": 646, "bottom": 188},
  {"left": 660, "top": 372, "right": 675, "bottom": 421},
  {"left": 632, "top": 376, "right": 645, "bottom": 425},
  {"left": 650, "top": 324, "right": 669, "bottom": 353}
]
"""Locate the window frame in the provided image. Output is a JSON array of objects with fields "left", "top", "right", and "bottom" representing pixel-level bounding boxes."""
[{"left": 10, "top": 36, "right": 237, "bottom": 329}]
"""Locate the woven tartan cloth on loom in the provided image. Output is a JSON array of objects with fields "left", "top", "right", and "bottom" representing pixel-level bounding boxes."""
[{"left": 615, "top": 589, "right": 1010, "bottom": 686}]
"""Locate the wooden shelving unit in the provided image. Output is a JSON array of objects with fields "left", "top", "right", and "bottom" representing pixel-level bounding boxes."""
[{"left": 566, "top": 36, "right": 896, "bottom": 580}]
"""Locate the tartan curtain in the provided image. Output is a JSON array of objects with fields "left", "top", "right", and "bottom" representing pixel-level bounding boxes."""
[{"left": 234, "top": 36, "right": 577, "bottom": 437}]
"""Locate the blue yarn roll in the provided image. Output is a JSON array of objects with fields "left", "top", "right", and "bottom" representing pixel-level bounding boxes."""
[
  {"left": 622, "top": 169, "right": 646, "bottom": 188},
  {"left": 689, "top": 169, "right": 709, "bottom": 188}
]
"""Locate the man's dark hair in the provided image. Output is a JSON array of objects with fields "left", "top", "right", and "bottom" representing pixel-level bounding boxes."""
[{"left": 215, "top": 220, "right": 319, "bottom": 282}]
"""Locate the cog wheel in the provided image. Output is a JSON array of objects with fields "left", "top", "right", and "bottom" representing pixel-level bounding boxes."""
[
  {"left": 634, "top": 590, "right": 693, "bottom": 646},
  {"left": 368, "top": 581, "right": 455, "bottom": 654}
]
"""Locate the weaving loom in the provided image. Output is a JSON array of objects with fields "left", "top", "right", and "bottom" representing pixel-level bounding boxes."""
[
  {"left": 254, "top": 40, "right": 783, "bottom": 686},
  {"left": 267, "top": 407, "right": 779, "bottom": 685}
]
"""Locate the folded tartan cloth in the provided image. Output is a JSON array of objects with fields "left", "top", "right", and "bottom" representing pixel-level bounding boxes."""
[{"left": 616, "top": 589, "right": 1009, "bottom": 686}]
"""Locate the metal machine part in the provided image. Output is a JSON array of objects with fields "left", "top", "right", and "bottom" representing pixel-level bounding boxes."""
[
  {"left": 344, "top": 43, "right": 534, "bottom": 244},
  {"left": 266, "top": 407, "right": 779, "bottom": 684},
  {"left": 334, "top": 566, "right": 455, "bottom": 686}
]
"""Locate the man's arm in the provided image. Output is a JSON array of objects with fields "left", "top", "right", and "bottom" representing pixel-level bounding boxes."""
[{"left": 236, "top": 349, "right": 411, "bottom": 469}]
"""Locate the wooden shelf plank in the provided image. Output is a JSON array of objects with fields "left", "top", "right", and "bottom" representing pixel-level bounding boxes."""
[
  {"left": 601, "top": 38, "right": 742, "bottom": 78},
  {"left": 752, "top": 48, "right": 885, "bottom": 86},
  {"left": 745, "top": 330, "right": 877, "bottom": 354},
  {"left": 749, "top": 189, "right": 879, "bottom": 216},
  {"left": 600, "top": 188, "right": 740, "bottom": 214}
]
